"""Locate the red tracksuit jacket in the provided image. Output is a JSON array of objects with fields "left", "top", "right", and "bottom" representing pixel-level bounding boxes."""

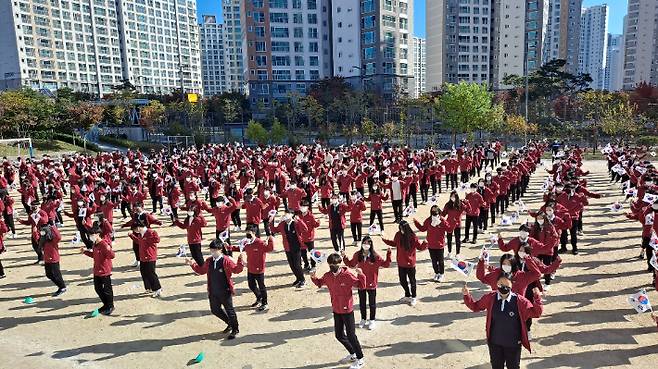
[
  {"left": 343, "top": 250, "right": 392, "bottom": 290},
  {"left": 311, "top": 267, "right": 366, "bottom": 313},
  {"left": 83, "top": 240, "right": 115, "bottom": 276}
]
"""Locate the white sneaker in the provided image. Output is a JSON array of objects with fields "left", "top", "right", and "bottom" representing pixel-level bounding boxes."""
[
  {"left": 367, "top": 320, "right": 376, "bottom": 330},
  {"left": 550, "top": 272, "right": 556, "bottom": 280},
  {"left": 339, "top": 353, "right": 357, "bottom": 364},
  {"left": 349, "top": 358, "right": 365, "bottom": 369},
  {"left": 409, "top": 298, "right": 417, "bottom": 306},
  {"left": 151, "top": 289, "right": 162, "bottom": 298},
  {"left": 437, "top": 274, "right": 445, "bottom": 282},
  {"left": 544, "top": 284, "right": 551, "bottom": 292},
  {"left": 358, "top": 319, "right": 367, "bottom": 328},
  {"left": 432, "top": 274, "right": 439, "bottom": 282},
  {"left": 131, "top": 259, "right": 139, "bottom": 267}
]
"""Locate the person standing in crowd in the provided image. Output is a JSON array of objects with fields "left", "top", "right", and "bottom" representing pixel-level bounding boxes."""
[
  {"left": 0, "top": 216, "right": 7, "bottom": 278},
  {"left": 442, "top": 191, "right": 466, "bottom": 258},
  {"left": 173, "top": 204, "right": 208, "bottom": 266},
  {"left": 387, "top": 173, "right": 408, "bottom": 224},
  {"left": 270, "top": 210, "right": 308, "bottom": 288},
  {"left": 463, "top": 275, "right": 543, "bottom": 369},
  {"left": 342, "top": 236, "right": 391, "bottom": 330},
  {"left": 311, "top": 253, "right": 367, "bottom": 369},
  {"left": 383, "top": 220, "right": 428, "bottom": 306},
  {"left": 80, "top": 225, "right": 115, "bottom": 315},
  {"left": 209, "top": 195, "right": 238, "bottom": 242},
  {"left": 319, "top": 193, "right": 349, "bottom": 252},
  {"left": 299, "top": 200, "right": 320, "bottom": 272},
  {"left": 241, "top": 225, "right": 274, "bottom": 312},
  {"left": 129, "top": 221, "right": 163, "bottom": 297},
  {"left": 186, "top": 239, "right": 244, "bottom": 339},
  {"left": 463, "top": 183, "right": 485, "bottom": 244},
  {"left": 365, "top": 184, "right": 387, "bottom": 232},
  {"left": 39, "top": 222, "right": 67, "bottom": 297},
  {"left": 414, "top": 205, "right": 449, "bottom": 282},
  {"left": 347, "top": 191, "right": 367, "bottom": 245}
]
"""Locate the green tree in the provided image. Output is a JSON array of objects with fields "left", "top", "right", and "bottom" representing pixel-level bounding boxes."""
[
  {"left": 270, "top": 118, "right": 288, "bottom": 144},
  {"left": 360, "top": 117, "right": 375, "bottom": 141},
  {"left": 102, "top": 105, "right": 126, "bottom": 126},
  {"left": 600, "top": 100, "right": 640, "bottom": 138},
  {"left": 437, "top": 82, "right": 500, "bottom": 143},
  {"left": 0, "top": 88, "right": 56, "bottom": 136},
  {"left": 245, "top": 120, "right": 268, "bottom": 145}
]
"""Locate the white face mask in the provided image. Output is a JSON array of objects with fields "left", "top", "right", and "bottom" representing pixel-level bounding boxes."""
[
  {"left": 300, "top": 206, "right": 309, "bottom": 214},
  {"left": 264, "top": 191, "right": 271, "bottom": 198},
  {"left": 546, "top": 210, "right": 554, "bottom": 217},
  {"left": 139, "top": 227, "right": 147, "bottom": 235},
  {"left": 350, "top": 196, "right": 357, "bottom": 201},
  {"left": 100, "top": 196, "right": 106, "bottom": 201},
  {"left": 502, "top": 264, "right": 512, "bottom": 273},
  {"left": 372, "top": 186, "right": 378, "bottom": 191},
  {"left": 450, "top": 197, "right": 456, "bottom": 202},
  {"left": 187, "top": 211, "right": 194, "bottom": 217},
  {"left": 190, "top": 196, "right": 197, "bottom": 201},
  {"left": 362, "top": 243, "right": 371, "bottom": 251},
  {"left": 519, "top": 231, "right": 529, "bottom": 240},
  {"left": 331, "top": 199, "right": 338, "bottom": 205},
  {"left": 77, "top": 201, "right": 83, "bottom": 207},
  {"left": 537, "top": 219, "right": 545, "bottom": 225},
  {"left": 518, "top": 251, "right": 527, "bottom": 259}
]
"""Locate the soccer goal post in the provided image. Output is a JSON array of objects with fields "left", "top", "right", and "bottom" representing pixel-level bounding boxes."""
[{"left": 0, "top": 138, "right": 34, "bottom": 158}]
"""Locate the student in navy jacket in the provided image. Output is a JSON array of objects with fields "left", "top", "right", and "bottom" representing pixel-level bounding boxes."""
[
  {"left": 463, "top": 274, "right": 543, "bottom": 369},
  {"left": 185, "top": 239, "right": 244, "bottom": 339},
  {"left": 311, "top": 253, "right": 367, "bottom": 369}
]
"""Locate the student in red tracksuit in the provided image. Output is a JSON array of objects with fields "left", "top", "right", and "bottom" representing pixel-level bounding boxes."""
[
  {"left": 173, "top": 206, "right": 208, "bottom": 265},
  {"left": 128, "top": 222, "right": 162, "bottom": 297},
  {"left": 310, "top": 253, "right": 367, "bottom": 369},
  {"left": 299, "top": 200, "right": 320, "bottom": 271},
  {"left": 441, "top": 191, "right": 467, "bottom": 258},
  {"left": 0, "top": 217, "right": 7, "bottom": 278},
  {"left": 185, "top": 239, "right": 244, "bottom": 339},
  {"left": 476, "top": 253, "right": 543, "bottom": 296},
  {"left": 627, "top": 201, "right": 656, "bottom": 265},
  {"left": 557, "top": 185, "right": 587, "bottom": 254},
  {"left": 382, "top": 220, "right": 428, "bottom": 306},
  {"left": 497, "top": 224, "right": 549, "bottom": 255},
  {"left": 347, "top": 192, "right": 367, "bottom": 244},
  {"left": 209, "top": 196, "right": 238, "bottom": 243},
  {"left": 81, "top": 225, "right": 116, "bottom": 315},
  {"left": 463, "top": 274, "right": 543, "bottom": 369},
  {"left": 414, "top": 205, "right": 449, "bottom": 282},
  {"left": 463, "top": 183, "right": 485, "bottom": 244},
  {"left": 260, "top": 189, "right": 280, "bottom": 236},
  {"left": 38, "top": 222, "right": 67, "bottom": 296},
  {"left": 342, "top": 236, "right": 392, "bottom": 330},
  {"left": 242, "top": 188, "right": 265, "bottom": 236},
  {"left": 365, "top": 184, "right": 388, "bottom": 231},
  {"left": 479, "top": 177, "right": 497, "bottom": 230},
  {"left": 240, "top": 226, "right": 274, "bottom": 311},
  {"left": 529, "top": 213, "right": 561, "bottom": 289}
]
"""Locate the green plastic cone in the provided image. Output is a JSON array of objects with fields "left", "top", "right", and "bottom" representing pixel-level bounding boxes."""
[{"left": 23, "top": 297, "right": 35, "bottom": 304}]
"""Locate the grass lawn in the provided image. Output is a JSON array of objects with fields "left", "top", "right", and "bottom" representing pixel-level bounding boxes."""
[{"left": 0, "top": 139, "right": 95, "bottom": 158}]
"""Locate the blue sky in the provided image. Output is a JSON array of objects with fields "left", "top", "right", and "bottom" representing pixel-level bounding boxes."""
[{"left": 196, "top": 0, "right": 627, "bottom": 37}]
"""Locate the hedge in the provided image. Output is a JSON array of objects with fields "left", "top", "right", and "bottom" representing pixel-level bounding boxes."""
[
  {"left": 636, "top": 136, "right": 658, "bottom": 146},
  {"left": 99, "top": 135, "right": 164, "bottom": 151}
]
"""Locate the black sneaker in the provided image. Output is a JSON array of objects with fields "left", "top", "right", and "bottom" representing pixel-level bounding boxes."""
[
  {"left": 0, "top": 274, "right": 5, "bottom": 279},
  {"left": 227, "top": 329, "right": 239, "bottom": 340},
  {"left": 572, "top": 250, "right": 578, "bottom": 255},
  {"left": 52, "top": 288, "right": 67, "bottom": 297},
  {"left": 257, "top": 303, "right": 269, "bottom": 312},
  {"left": 558, "top": 248, "right": 568, "bottom": 254},
  {"left": 291, "top": 280, "right": 300, "bottom": 287},
  {"left": 222, "top": 325, "right": 231, "bottom": 334},
  {"left": 101, "top": 307, "right": 115, "bottom": 316},
  {"left": 251, "top": 299, "right": 261, "bottom": 308},
  {"left": 296, "top": 280, "right": 306, "bottom": 288}
]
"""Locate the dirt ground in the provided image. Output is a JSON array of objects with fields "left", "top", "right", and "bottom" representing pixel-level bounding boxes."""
[{"left": 0, "top": 159, "right": 657, "bottom": 369}]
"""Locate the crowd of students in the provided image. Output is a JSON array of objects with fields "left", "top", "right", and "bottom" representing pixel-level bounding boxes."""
[{"left": 0, "top": 139, "right": 654, "bottom": 369}]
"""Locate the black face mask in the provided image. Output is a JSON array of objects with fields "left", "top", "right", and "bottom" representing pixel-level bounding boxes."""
[
  {"left": 246, "top": 233, "right": 253, "bottom": 239},
  {"left": 497, "top": 285, "right": 511, "bottom": 295},
  {"left": 329, "top": 264, "right": 340, "bottom": 273}
]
